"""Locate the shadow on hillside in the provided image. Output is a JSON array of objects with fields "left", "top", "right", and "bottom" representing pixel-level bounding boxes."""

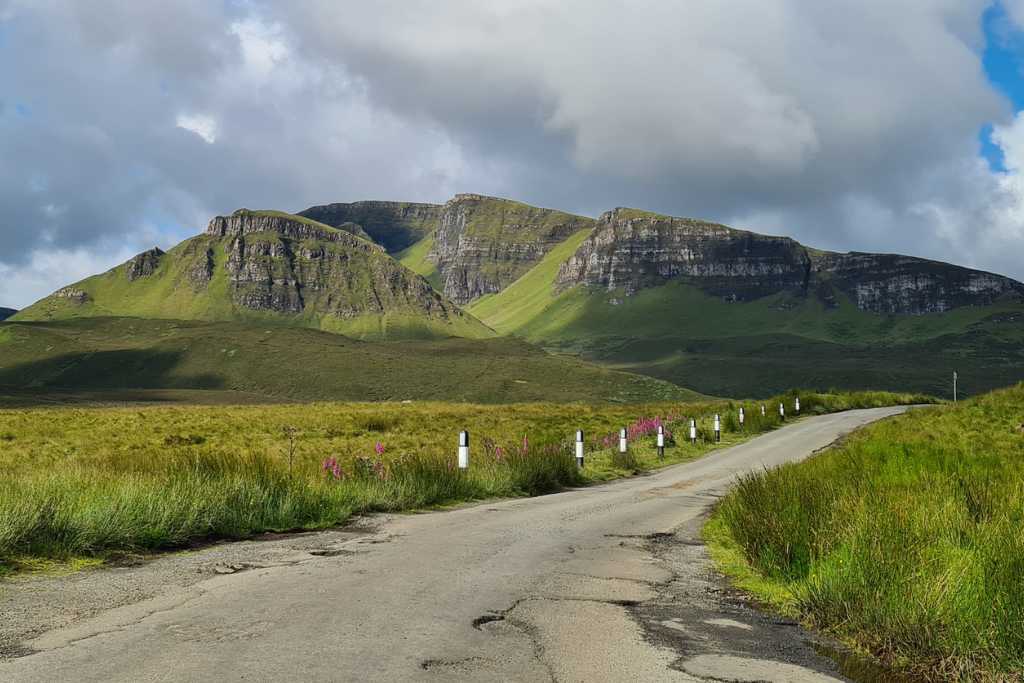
[{"left": 0, "top": 350, "right": 225, "bottom": 394}]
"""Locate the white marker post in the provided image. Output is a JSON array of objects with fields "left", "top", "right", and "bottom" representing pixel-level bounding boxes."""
[
  {"left": 761, "top": 404, "right": 766, "bottom": 417},
  {"left": 657, "top": 425, "right": 665, "bottom": 459},
  {"left": 795, "top": 397, "right": 800, "bottom": 414},
  {"left": 619, "top": 428, "right": 628, "bottom": 454},
  {"left": 689, "top": 419, "right": 697, "bottom": 444},
  {"left": 779, "top": 403, "right": 785, "bottom": 421},
  {"left": 738, "top": 407, "right": 745, "bottom": 429},
  {"left": 458, "top": 430, "right": 470, "bottom": 470},
  {"left": 953, "top": 370, "right": 958, "bottom": 403},
  {"left": 714, "top": 414, "right": 721, "bottom": 443},
  {"left": 575, "top": 429, "right": 585, "bottom": 468}
]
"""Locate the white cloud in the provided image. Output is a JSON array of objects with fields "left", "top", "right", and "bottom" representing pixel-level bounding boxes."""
[
  {"left": 175, "top": 113, "right": 218, "bottom": 144},
  {"left": 0, "top": 245, "right": 138, "bottom": 309},
  {"left": 229, "top": 18, "right": 289, "bottom": 82},
  {"left": 2, "top": 0, "right": 1024, "bottom": 311}
]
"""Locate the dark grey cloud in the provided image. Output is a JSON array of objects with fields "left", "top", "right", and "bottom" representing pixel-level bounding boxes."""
[{"left": 1, "top": 0, "right": 1023, "bottom": 307}]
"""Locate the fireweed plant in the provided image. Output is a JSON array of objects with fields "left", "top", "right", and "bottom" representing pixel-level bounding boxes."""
[{"left": 0, "top": 390, "right": 927, "bottom": 568}]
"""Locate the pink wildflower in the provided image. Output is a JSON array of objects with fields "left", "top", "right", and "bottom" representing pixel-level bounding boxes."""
[{"left": 375, "top": 441, "right": 385, "bottom": 456}]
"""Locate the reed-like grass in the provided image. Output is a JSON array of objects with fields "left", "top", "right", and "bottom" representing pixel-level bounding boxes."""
[
  {"left": 0, "top": 391, "right": 927, "bottom": 572},
  {"left": 709, "top": 384, "right": 1024, "bottom": 680}
]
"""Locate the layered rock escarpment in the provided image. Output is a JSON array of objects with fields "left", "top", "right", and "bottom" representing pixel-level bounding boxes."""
[
  {"left": 557, "top": 209, "right": 811, "bottom": 300},
  {"left": 203, "top": 210, "right": 461, "bottom": 320},
  {"left": 430, "top": 194, "right": 595, "bottom": 305},
  {"left": 809, "top": 252, "right": 1024, "bottom": 315},
  {"left": 299, "top": 201, "right": 442, "bottom": 253},
  {"left": 558, "top": 208, "right": 1024, "bottom": 314}
]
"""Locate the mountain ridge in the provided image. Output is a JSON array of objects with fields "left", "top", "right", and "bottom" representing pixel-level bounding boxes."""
[
  {"left": 556, "top": 207, "right": 1024, "bottom": 315},
  {"left": 13, "top": 209, "right": 491, "bottom": 341},
  {"left": 8, "top": 193, "right": 1024, "bottom": 398}
]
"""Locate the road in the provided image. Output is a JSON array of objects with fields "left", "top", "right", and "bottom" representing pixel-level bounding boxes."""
[{"left": 0, "top": 407, "right": 911, "bottom": 682}]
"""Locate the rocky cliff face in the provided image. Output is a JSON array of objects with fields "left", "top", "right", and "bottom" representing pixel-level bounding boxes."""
[
  {"left": 298, "top": 201, "right": 442, "bottom": 253},
  {"left": 557, "top": 208, "right": 811, "bottom": 300},
  {"left": 125, "top": 247, "right": 165, "bottom": 281},
  {"left": 431, "top": 194, "right": 595, "bottom": 305},
  {"left": 811, "top": 252, "right": 1023, "bottom": 315},
  {"left": 558, "top": 208, "right": 1024, "bottom": 314},
  {"left": 204, "top": 210, "right": 460, "bottom": 320}
]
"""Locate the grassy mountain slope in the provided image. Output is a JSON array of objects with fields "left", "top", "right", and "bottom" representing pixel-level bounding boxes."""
[
  {"left": 395, "top": 232, "right": 442, "bottom": 290},
  {"left": 14, "top": 210, "right": 492, "bottom": 342},
  {"left": 430, "top": 194, "right": 596, "bottom": 304},
  {"left": 467, "top": 227, "right": 593, "bottom": 331},
  {"left": 471, "top": 247, "right": 1024, "bottom": 397},
  {"left": 0, "top": 317, "right": 696, "bottom": 403}
]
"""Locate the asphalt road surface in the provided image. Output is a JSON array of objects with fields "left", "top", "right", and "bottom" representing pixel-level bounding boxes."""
[{"left": 0, "top": 406, "right": 912, "bottom": 682}]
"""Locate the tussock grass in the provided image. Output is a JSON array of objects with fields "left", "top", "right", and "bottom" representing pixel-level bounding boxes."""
[
  {"left": 710, "top": 384, "right": 1024, "bottom": 680},
  {"left": 0, "top": 391, "right": 926, "bottom": 571}
]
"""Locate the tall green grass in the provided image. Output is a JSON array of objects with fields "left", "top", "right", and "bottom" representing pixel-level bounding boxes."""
[
  {"left": 0, "top": 391, "right": 927, "bottom": 571},
  {"left": 710, "top": 384, "right": 1024, "bottom": 680}
]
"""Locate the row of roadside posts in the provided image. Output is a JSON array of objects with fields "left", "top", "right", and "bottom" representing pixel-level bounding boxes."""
[{"left": 454, "top": 397, "right": 802, "bottom": 470}]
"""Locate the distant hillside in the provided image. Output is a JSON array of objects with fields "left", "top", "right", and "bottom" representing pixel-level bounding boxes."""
[
  {"left": 0, "top": 317, "right": 696, "bottom": 404},
  {"left": 0, "top": 308, "right": 15, "bottom": 321},
  {"left": 468, "top": 208, "right": 1024, "bottom": 397},
  {"left": 558, "top": 208, "right": 1024, "bottom": 314},
  {"left": 10, "top": 195, "right": 1024, "bottom": 400},
  {"left": 302, "top": 194, "right": 596, "bottom": 305},
  {"left": 14, "top": 210, "right": 492, "bottom": 341}
]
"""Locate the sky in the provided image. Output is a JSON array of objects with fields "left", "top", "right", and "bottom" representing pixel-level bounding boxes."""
[{"left": 1, "top": 0, "right": 1023, "bottom": 309}]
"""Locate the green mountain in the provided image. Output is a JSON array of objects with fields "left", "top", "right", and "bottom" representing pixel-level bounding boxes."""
[
  {"left": 14, "top": 209, "right": 491, "bottom": 341},
  {"left": 465, "top": 207, "right": 1024, "bottom": 398},
  {"left": 0, "top": 317, "right": 694, "bottom": 404},
  {"left": 8, "top": 195, "right": 1024, "bottom": 400}
]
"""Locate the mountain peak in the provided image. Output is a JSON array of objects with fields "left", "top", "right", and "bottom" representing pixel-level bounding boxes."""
[{"left": 17, "top": 208, "right": 491, "bottom": 340}]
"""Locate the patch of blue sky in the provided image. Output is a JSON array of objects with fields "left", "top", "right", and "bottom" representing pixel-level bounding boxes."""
[{"left": 980, "top": 2, "right": 1024, "bottom": 172}]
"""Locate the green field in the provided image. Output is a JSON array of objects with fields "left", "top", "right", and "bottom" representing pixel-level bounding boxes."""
[
  {"left": 0, "top": 390, "right": 925, "bottom": 573},
  {"left": 0, "top": 317, "right": 694, "bottom": 404},
  {"left": 707, "top": 384, "right": 1024, "bottom": 679}
]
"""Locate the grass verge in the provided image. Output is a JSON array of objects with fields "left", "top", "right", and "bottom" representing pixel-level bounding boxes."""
[
  {"left": 707, "top": 383, "right": 1024, "bottom": 681},
  {"left": 0, "top": 390, "right": 928, "bottom": 574}
]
